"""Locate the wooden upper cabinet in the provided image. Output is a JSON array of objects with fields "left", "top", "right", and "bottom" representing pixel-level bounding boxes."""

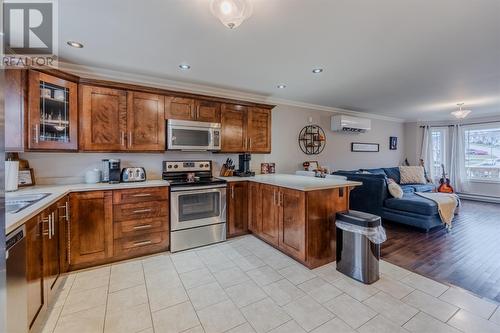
[
  {"left": 127, "top": 92, "right": 165, "bottom": 151},
  {"left": 221, "top": 104, "right": 248, "bottom": 152},
  {"left": 27, "top": 70, "right": 78, "bottom": 150},
  {"left": 247, "top": 107, "right": 272, "bottom": 153},
  {"left": 5, "top": 69, "right": 26, "bottom": 152},
  {"left": 80, "top": 85, "right": 128, "bottom": 151},
  {"left": 164, "top": 97, "right": 195, "bottom": 120},
  {"left": 278, "top": 188, "right": 306, "bottom": 261},
  {"left": 227, "top": 182, "right": 249, "bottom": 237},
  {"left": 195, "top": 100, "right": 221, "bottom": 123},
  {"left": 69, "top": 191, "right": 113, "bottom": 267}
]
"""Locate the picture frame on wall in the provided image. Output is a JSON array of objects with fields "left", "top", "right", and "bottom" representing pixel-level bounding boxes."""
[
  {"left": 390, "top": 136, "right": 398, "bottom": 150},
  {"left": 351, "top": 142, "right": 380, "bottom": 152}
]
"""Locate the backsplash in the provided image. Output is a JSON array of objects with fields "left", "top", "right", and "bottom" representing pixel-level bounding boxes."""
[{"left": 20, "top": 152, "right": 266, "bottom": 185}]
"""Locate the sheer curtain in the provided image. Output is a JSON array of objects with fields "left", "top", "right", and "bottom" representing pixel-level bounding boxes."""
[
  {"left": 448, "top": 125, "right": 465, "bottom": 192},
  {"left": 420, "top": 125, "right": 435, "bottom": 182}
]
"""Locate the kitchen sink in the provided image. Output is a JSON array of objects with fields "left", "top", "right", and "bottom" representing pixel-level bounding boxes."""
[{"left": 6, "top": 193, "right": 51, "bottom": 214}]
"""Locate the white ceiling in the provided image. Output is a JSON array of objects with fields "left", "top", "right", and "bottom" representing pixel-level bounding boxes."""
[{"left": 58, "top": 0, "right": 500, "bottom": 121}]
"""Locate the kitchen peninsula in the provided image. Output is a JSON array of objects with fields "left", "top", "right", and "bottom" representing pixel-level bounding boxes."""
[{"left": 222, "top": 174, "right": 362, "bottom": 268}]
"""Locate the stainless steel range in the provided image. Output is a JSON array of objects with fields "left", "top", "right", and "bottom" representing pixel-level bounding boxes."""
[{"left": 163, "top": 160, "right": 227, "bottom": 252}]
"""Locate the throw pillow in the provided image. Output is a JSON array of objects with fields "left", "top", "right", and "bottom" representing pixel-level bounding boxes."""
[
  {"left": 399, "top": 166, "right": 426, "bottom": 184},
  {"left": 387, "top": 178, "right": 404, "bottom": 199}
]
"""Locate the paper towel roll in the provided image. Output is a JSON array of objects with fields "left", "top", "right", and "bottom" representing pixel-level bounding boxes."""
[{"left": 6, "top": 161, "right": 19, "bottom": 192}]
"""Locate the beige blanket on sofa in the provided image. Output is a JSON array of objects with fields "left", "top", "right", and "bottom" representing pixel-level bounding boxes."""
[{"left": 416, "top": 192, "right": 460, "bottom": 229}]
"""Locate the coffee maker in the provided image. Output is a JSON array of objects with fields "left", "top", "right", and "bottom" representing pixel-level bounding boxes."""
[
  {"left": 234, "top": 153, "right": 255, "bottom": 177},
  {"left": 108, "top": 159, "right": 121, "bottom": 183}
]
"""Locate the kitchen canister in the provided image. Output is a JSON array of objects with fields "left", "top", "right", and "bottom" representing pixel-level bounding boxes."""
[
  {"left": 5, "top": 161, "right": 20, "bottom": 192},
  {"left": 85, "top": 169, "right": 101, "bottom": 184}
]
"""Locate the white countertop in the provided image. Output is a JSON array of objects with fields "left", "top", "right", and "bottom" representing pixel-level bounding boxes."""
[
  {"left": 218, "top": 174, "right": 362, "bottom": 192},
  {"left": 6, "top": 180, "right": 170, "bottom": 235}
]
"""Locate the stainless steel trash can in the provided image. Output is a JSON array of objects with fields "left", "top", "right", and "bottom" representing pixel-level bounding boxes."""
[{"left": 336, "top": 210, "right": 383, "bottom": 284}]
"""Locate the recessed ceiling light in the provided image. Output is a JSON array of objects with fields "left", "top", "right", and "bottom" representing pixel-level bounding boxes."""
[
  {"left": 179, "top": 64, "right": 191, "bottom": 70},
  {"left": 277, "top": 84, "right": 286, "bottom": 89},
  {"left": 312, "top": 68, "right": 323, "bottom": 74},
  {"left": 67, "top": 41, "right": 84, "bottom": 48}
]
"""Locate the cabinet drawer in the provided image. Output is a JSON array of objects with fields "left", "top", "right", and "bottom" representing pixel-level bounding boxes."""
[
  {"left": 114, "top": 231, "right": 168, "bottom": 257},
  {"left": 114, "top": 201, "right": 168, "bottom": 221},
  {"left": 113, "top": 187, "right": 168, "bottom": 204},
  {"left": 114, "top": 217, "right": 168, "bottom": 239}
]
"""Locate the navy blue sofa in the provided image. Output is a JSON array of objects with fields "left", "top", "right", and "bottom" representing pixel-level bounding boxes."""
[{"left": 334, "top": 167, "right": 443, "bottom": 231}]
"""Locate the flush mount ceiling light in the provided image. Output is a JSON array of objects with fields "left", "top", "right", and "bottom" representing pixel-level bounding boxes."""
[
  {"left": 451, "top": 103, "right": 472, "bottom": 119},
  {"left": 210, "top": 0, "right": 253, "bottom": 29},
  {"left": 312, "top": 68, "right": 323, "bottom": 74},
  {"left": 67, "top": 41, "right": 83, "bottom": 48},
  {"left": 277, "top": 84, "right": 286, "bottom": 89},
  {"left": 179, "top": 64, "right": 191, "bottom": 70}
]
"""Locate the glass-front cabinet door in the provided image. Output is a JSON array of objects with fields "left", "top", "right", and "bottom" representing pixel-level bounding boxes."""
[{"left": 28, "top": 70, "right": 78, "bottom": 150}]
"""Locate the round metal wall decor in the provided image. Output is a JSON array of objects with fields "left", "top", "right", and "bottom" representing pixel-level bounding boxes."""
[{"left": 298, "top": 125, "right": 326, "bottom": 155}]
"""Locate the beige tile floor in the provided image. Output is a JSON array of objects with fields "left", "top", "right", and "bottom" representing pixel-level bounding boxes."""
[{"left": 42, "top": 235, "right": 500, "bottom": 333}]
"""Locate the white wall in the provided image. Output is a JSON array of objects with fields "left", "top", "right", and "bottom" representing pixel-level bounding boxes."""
[
  {"left": 254, "top": 105, "right": 405, "bottom": 173},
  {"left": 21, "top": 105, "right": 406, "bottom": 184}
]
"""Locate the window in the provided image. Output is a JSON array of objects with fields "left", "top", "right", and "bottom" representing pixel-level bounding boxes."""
[
  {"left": 464, "top": 124, "right": 500, "bottom": 182},
  {"left": 431, "top": 128, "right": 447, "bottom": 182}
]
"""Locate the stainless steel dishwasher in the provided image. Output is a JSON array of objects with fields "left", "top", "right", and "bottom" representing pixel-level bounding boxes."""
[{"left": 6, "top": 225, "right": 28, "bottom": 333}]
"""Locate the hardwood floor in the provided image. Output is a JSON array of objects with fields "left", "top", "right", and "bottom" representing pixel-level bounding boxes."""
[{"left": 382, "top": 199, "right": 500, "bottom": 303}]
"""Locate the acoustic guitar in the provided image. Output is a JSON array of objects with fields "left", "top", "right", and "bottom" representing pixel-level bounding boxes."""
[{"left": 438, "top": 164, "right": 454, "bottom": 193}]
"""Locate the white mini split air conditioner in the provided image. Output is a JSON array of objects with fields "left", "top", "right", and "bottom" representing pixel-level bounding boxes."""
[{"left": 331, "top": 115, "right": 371, "bottom": 133}]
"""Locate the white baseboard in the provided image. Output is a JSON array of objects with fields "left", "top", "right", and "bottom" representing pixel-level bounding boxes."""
[{"left": 457, "top": 193, "right": 500, "bottom": 204}]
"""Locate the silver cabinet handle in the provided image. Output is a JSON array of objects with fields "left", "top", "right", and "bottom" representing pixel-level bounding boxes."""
[
  {"left": 231, "top": 186, "right": 234, "bottom": 199},
  {"left": 51, "top": 212, "right": 55, "bottom": 237},
  {"left": 128, "top": 131, "right": 133, "bottom": 147},
  {"left": 121, "top": 131, "right": 125, "bottom": 146},
  {"left": 133, "top": 224, "right": 152, "bottom": 230},
  {"left": 248, "top": 138, "right": 252, "bottom": 149},
  {"left": 48, "top": 214, "right": 52, "bottom": 239},
  {"left": 132, "top": 208, "right": 152, "bottom": 214},
  {"left": 133, "top": 240, "right": 152, "bottom": 247},
  {"left": 273, "top": 190, "right": 276, "bottom": 206},
  {"left": 132, "top": 193, "right": 152, "bottom": 197}
]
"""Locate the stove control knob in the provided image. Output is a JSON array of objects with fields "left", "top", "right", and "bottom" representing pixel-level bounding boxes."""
[
  {"left": 167, "top": 165, "right": 172, "bottom": 169},
  {"left": 174, "top": 165, "right": 178, "bottom": 169},
  {"left": 199, "top": 163, "right": 204, "bottom": 168}
]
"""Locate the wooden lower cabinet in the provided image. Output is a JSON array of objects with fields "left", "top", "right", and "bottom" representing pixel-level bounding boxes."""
[
  {"left": 278, "top": 188, "right": 306, "bottom": 261},
  {"left": 227, "top": 182, "right": 249, "bottom": 237},
  {"left": 260, "top": 184, "right": 280, "bottom": 245},
  {"left": 249, "top": 184, "right": 349, "bottom": 268},
  {"left": 69, "top": 191, "right": 114, "bottom": 268},
  {"left": 26, "top": 216, "right": 46, "bottom": 331},
  {"left": 112, "top": 187, "right": 169, "bottom": 259},
  {"left": 57, "top": 196, "right": 71, "bottom": 274},
  {"left": 68, "top": 187, "right": 169, "bottom": 270},
  {"left": 42, "top": 204, "right": 62, "bottom": 304},
  {"left": 247, "top": 182, "right": 262, "bottom": 233}
]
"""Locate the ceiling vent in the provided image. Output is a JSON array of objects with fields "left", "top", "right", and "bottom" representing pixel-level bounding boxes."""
[{"left": 331, "top": 115, "right": 371, "bottom": 133}]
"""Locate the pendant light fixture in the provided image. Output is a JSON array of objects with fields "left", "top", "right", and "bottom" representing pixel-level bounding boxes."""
[
  {"left": 451, "top": 103, "right": 472, "bottom": 119},
  {"left": 210, "top": 0, "right": 253, "bottom": 29}
]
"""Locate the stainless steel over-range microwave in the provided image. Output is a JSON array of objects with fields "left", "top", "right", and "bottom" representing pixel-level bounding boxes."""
[{"left": 166, "top": 119, "right": 221, "bottom": 151}]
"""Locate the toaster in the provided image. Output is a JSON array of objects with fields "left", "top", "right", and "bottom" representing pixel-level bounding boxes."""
[{"left": 121, "top": 167, "right": 146, "bottom": 182}]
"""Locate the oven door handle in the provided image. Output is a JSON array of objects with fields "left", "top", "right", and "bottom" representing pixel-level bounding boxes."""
[{"left": 170, "top": 184, "right": 227, "bottom": 192}]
